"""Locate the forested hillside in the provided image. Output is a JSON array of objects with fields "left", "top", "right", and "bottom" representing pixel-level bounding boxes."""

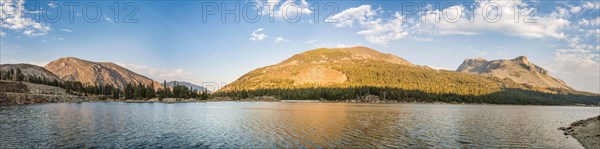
[{"left": 216, "top": 47, "right": 599, "bottom": 105}]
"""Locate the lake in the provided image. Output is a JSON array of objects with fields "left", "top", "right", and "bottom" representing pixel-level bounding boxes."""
[{"left": 0, "top": 102, "right": 597, "bottom": 148}]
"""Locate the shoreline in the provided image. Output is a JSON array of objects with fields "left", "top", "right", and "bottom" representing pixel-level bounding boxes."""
[
  {"left": 560, "top": 115, "right": 600, "bottom": 149},
  {"left": 3, "top": 97, "right": 598, "bottom": 107}
]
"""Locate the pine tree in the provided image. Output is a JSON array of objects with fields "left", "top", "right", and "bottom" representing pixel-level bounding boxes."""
[
  {"left": 8, "top": 68, "right": 14, "bottom": 80},
  {"left": 15, "top": 68, "right": 25, "bottom": 81},
  {"left": 146, "top": 83, "right": 155, "bottom": 99},
  {"left": 125, "top": 83, "right": 134, "bottom": 99},
  {"left": 157, "top": 88, "right": 165, "bottom": 100}
]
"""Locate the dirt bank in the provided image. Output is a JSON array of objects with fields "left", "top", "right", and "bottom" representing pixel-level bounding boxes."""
[{"left": 0, "top": 81, "right": 86, "bottom": 106}]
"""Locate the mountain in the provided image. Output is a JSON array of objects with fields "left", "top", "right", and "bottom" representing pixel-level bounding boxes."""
[
  {"left": 217, "top": 46, "right": 598, "bottom": 105},
  {"left": 457, "top": 56, "right": 572, "bottom": 90},
  {"left": 163, "top": 81, "right": 209, "bottom": 92},
  {"left": 44, "top": 57, "right": 161, "bottom": 89},
  {"left": 0, "top": 64, "right": 62, "bottom": 82},
  {"left": 219, "top": 46, "right": 522, "bottom": 94}
]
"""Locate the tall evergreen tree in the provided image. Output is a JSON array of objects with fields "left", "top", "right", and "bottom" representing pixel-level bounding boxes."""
[
  {"left": 15, "top": 68, "right": 25, "bottom": 81},
  {"left": 125, "top": 83, "right": 134, "bottom": 99},
  {"left": 146, "top": 83, "right": 156, "bottom": 99}
]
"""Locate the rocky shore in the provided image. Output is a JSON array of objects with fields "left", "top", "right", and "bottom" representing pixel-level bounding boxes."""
[{"left": 560, "top": 115, "right": 600, "bottom": 149}]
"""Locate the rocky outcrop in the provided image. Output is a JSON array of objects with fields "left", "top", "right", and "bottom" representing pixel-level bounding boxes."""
[
  {"left": 44, "top": 57, "right": 161, "bottom": 89},
  {"left": 457, "top": 56, "right": 572, "bottom": 90}
]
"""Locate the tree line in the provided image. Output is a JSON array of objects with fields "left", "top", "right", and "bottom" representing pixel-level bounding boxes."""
[
  {"left": 215, "top": 86, "right": 600, "bottom": 105},
  {"left": 0, "top": 68, "right": 209, "bottom": 100}
]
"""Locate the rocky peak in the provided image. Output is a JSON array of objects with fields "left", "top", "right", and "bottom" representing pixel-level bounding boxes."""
[
  {"left": 456, "top": 58, "right": 490, "bottom": 73},
  {"left": 512, "top": 56, "right": 529, "bottom": 64},
  {"left": 457, "top": 56, "right": 571, "bottom": 90}
]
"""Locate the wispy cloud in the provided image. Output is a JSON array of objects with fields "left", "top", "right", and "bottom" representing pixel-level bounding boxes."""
[
  {"left": 249, "top": 28, "right": 267, "bottom": 41},
  {"left": 117, "top": 63, "right": 198, "bottom": 83},
  {"left": 60, "top": 29, "right": 73, "bottom": 32},
  {"left": 274, "top": 37, "right": 289, "bottom": 43}
]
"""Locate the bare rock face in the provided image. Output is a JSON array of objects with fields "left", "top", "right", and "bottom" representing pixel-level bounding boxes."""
[
  {"left": 44, "top": 57, "right": 161, "bottom": 89},
  {"left": 0, "top": 64, "right": 62, "bottom": 82},
  {"left": 292, "top": 66, "right": 347, "bottom": 84},
  {"left": 457, "top": 56, "right": 572, "bottom": 90}
]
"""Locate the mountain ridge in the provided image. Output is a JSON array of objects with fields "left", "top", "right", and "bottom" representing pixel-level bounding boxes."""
[{"left": 44, "top": 57, "right": 162, "bottom": 89}]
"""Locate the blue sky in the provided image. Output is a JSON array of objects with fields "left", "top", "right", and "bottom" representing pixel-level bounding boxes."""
[{"left": 1, "top": 0, "right": 599, "bottom": 93}]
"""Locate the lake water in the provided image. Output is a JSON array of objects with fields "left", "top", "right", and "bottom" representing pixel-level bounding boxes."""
[{"left": 0, "top": 102, "right": 597, "bottom": 148}]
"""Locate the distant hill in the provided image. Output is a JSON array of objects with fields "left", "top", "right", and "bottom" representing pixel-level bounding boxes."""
[
  {"left": 217, "top": 46, "right": 599, "bottom": 105},
  {"left": 44, "top": 57, "right": 161, "bottom": 89},
  {"left": 457, "top": 56, "right": 572, "bottom": 90},
  {"left": 163, "top": 81, "right": 209, "bottom": 92},
  {"left": 0, "top": 64, "right": 62, "bottom": 82}
]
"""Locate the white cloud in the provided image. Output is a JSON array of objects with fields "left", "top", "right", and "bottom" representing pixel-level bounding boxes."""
[
  {"left": 539, "top": 7, "right": 600, "bottom": 93},
  {"left": 329, "top": 5, "right": 410, "bottom": 46},
  {"left": 541, "top": 51, "right": 600, "bottom": 93},
  {"left": 102, "top": 14, "right": 115, "bottom": 24},
  {"left": 60, "top": 28, "right": 73, "bottom": 32},
  {"left": 274, "top": 37, "right": 289, "bottom": 43},
  {"left": 1, "top": 59, "right": 48, "bottom": 66},
  {"left": 418, "top": 0, "right": 569, "bottom": 39},
  {"left": 307, "top": 41, "right": 331, "bottom": 48},
  {"left": 117, "top": 63, "right": 195, "bottom": 83},
  {"left": 570, "top": 6, "right": 582, "bottom": 14},
  {"left": 0, "top": 0, "right": 51, "bottom": 37},
  {"left": 29, "top": 61, "right": 48, "bottom": 66},
  {"left": 410, "top": 37, "right": 434, "bottom": 42},
  {"left": 335, "top": 43, "right": 358, "bottom": 48},
  {"left": 473, "top": 51, "right": 489, "bottom": 56},
  {"left": 305, "top": 39, "right": 318, "bottom": 44},
  {"left": 256, "top": 0, "right": 312, "bottom": 20},
  {"left": 249, "top": 28, "right": 267, "bottom": 41},
  {"left": 356, "top": 12, "right": 409, "bottom": 46},
  {"left": 328, "top": 5, "right": 377, "bottom": 28},
  {"left": 0, "top": 31, "right": 5, "bottom": 37},
  {"left": 47, "top": 2, "right": 57, "bottom": 8},
  {"left": 426, "top": 65, "right": 452, "bottom": 70},
  {"left": 582, "top": 1, "right": 600, "bottom": 10},
  {"left": 577, "top": 17, "right": 600, "bottom": 27}
]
